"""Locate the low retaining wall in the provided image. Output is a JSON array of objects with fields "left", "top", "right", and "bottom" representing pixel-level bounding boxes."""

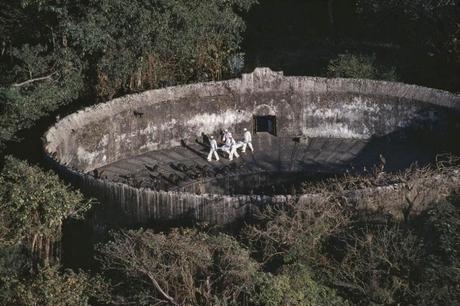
[
  {"left": 43, "top": 68, "right": 460, "bottom": 226},
  {"left": 44, "top": 68, "right": 460, "bottom": 173},
  {"left": 48, "top": 153, "right": 460, "bottom": 229}
]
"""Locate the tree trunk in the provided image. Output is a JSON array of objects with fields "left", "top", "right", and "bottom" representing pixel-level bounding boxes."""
[{"left": 146, "top": 273, "right": 179, "bottom": 305}]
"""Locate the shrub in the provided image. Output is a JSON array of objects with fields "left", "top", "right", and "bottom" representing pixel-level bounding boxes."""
[{"left": 327, "top": 53, "right": 398, "bottom": 81}]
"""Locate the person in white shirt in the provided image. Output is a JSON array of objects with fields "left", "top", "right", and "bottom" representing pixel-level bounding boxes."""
[
  {"left": 225, "top": 132, "right": 233, "bottom": 145},
  {"left": 222, "top": 129, "right": 229, "bottom": 143},
  {"left": 242, "top": 128, "right": 254, "bottom": 153},
  {"left": 228, "top": 135, "right": 240, "bottom": 161},
  {"left": 207, "top": 135, "right": 220, "bottom": 161}
]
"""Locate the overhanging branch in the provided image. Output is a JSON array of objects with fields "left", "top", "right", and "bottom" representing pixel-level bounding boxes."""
[{"left": 12, "top": 72, "right": 57, "bottom": 87}]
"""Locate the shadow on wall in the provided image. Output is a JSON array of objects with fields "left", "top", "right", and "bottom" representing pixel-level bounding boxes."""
[{"left": 347, "top": 106, "right": 460, "bottom": 172}]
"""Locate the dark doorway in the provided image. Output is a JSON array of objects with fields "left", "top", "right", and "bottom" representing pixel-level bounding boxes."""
[{"left": 254, "top": 115, "right": 277, "bottom": 136}]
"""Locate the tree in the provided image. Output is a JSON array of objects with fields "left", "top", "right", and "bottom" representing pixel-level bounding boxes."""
[
  {"left": 326, "top": 223, "right": 422, "bottom": 305},
  {"left": 64, "top": 0, "right": 257, "bottom": 99},
  {"left": 0, "top": 0, "right": 257, "bottom": 148},
  {"left": 253, "top": 264, "right": 348, "bottom": 306},
  {"left": 355, "top": 0, "right": 460, "bottom": 63},
  {"left": 413, "top": 194, "right": 460, "bottom": 305},
  {"left": 0, "top": 264, "right": 108, "bottom": 306},
  {"left": 243, "top": 196, "right": 350, "bottom": 267},
  {"left": 0, "top": 2, "right": 84, "bottom": 149},
  {"left": 0, "top": 156, "right": 104, "bottom": 306},
  {"left": 97, "top": 228, "right": 259, "bottom": 305},
  {"left": 0, "top": 156, "right": 92, "bottom": 263},
  {"left": 327, "top": 53, "right": 398, "bottom": 81}
]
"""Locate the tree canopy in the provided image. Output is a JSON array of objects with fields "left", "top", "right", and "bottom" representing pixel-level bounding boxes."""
[
  {"left": 1, "top": 1, "right": 459, "bottom": 305},
  {"left": 0, "top": 0, "right": 257, "bottom": 148}
]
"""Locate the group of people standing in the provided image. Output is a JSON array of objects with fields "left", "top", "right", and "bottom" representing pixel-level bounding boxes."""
[{"left": 207, "top": 128, "right": 254, "bottom": 162}]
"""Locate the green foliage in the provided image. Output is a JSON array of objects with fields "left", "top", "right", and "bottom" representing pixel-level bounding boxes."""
[
  {"left": 1, "top": 264, "right": 108, "bottom": 306},
  {"left": 327, "top": 53, "right": 398, "bottom": 81},
  {"left": 244, "top": 164, "right": 460, "bottom": 305},
  {"left": 0, "top": 3, "right": 458, "bottom": 305},
  {"left": 0, "top": 0, "right": 256, "bottom": 146},
  {"left": 98, "top": 228, "right": 259, "bottom": 305},
  {"left": 356, "top": 0, "right": 457, "bottom": 20},
  {"left": 243, "top": 197, "right": 350, "bottom": 266},
  {"left": 0, "top": 156, "right": 91, "bottom": 247},
  {"left": 356, "top": 0, "right": 459, "bottom": 63},
  {"left": 0, "top": 67, "right": 83, "bottom": 147},
  {"left": 253, "top": 264, "right": 347, "bottom": 306},
  {"left": 422, "top": 197, "right": 460, "bottom": 262},
  {"left": 327, "top": 224, "right": 422, "bottom": 305},
  {"left": 0, "top": 244, "right": 31, "bottom": 300},
  {"left": 242, "top": 197, "right": 353, "bottom": 305},
  {"left": 414, "top": 194, "right": 460, "bottom": 305},
  {"left": 0, "top": 2, "right": 85, "bottom": 148},
  {"left": 0, "top": 156, "right": 102, "bottom": 305},
  {"left": 65, "top": 0, "right": 257, "bottom": 98}
]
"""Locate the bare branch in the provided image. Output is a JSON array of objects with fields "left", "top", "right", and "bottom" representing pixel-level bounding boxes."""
[
  {"left": 144, "top": 272, "right": 179, "bottom": 306},
  {"left": 12, "top": 72, "right": 57, "bottom": 87}
]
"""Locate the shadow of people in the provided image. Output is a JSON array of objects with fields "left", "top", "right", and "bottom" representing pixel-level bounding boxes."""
[
  {"left": 202, "top": 133, "right": 210, "bottom": 146},
  {"left": 196, "top": 132, "right": 211, "bottom": 149},
  {"left": 181, "top": 139, "right": 208, "bottom": 160}
]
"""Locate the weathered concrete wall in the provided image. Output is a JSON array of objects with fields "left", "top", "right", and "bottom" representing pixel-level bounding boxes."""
[
  {"left": 45, "top": 155, "right": 289, "bottom": 227},
  {"left": 176, "top": 171, "right": 331, "bottom": 195},
  {"left": 44, "top": 68, "right": 460, "bottom": 173},
  {"left": 43, "top": 68, "right": 460, "bottom": 226},
  {"left": 46, "top": 153, "right": 460, "bottom": 229}
]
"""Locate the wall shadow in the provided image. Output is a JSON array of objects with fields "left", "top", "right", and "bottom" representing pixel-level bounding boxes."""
[{"left": 346, "top": 107, "right": 460, "bottom": 173}]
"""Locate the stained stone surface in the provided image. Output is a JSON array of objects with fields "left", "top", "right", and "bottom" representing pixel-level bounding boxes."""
[
  {"left": 43, "top": 68, "right": 460, "bottom": 226},
  {"left": 96, "top": 133, "right": 440, "bottom": 196}
]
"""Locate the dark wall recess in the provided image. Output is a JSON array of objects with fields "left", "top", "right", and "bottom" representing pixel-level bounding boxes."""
[{"left": 254, "top": 115, "right": 277, "bottom": 136}]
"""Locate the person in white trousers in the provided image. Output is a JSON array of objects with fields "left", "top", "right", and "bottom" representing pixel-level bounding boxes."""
[
  {"left": 228, "top": 135, "right": 240, "bottom": 161},
  {"left": 207, "top": 135, "right": 220, "bottom": 161},
  {"left": 242, "top": 128, "right": 254, "bottom": 153}
]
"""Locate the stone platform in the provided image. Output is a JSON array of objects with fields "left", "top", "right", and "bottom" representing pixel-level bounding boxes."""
[{"left": 96, "top": 133, "right": 438, "bottom": 195}]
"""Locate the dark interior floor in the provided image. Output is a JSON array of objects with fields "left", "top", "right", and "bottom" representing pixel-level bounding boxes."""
[{"left": 94, "top": 132, "right": 443, "bottom": 193}]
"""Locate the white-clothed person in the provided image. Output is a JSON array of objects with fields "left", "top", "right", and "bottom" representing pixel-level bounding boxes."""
[
  {"left": 207, "top": 135, "right": 220, "bottom": 161},
  {"left": 242, "top": 128, "right": 254, "bottom": 153},
  {"left": 225, "top": 132, "right": 233, "bottom": 146},
  {"left": 228, "top": 135, "right": 240, "bottom": 161},
  {"left": 222, "top": 129, "right": 229, "bottom": 143}
]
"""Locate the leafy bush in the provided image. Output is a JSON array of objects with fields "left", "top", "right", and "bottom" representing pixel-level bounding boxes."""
[
  {"left": 0, "top": 0, "right": 257, "bottom": 147},
  {"left": 0, "top": 157, "right": 102, "bottom": 306},
  {"left": 413, "top": 194, "right": 460, "bottom": 305},
  {"left": 356, "top": 0, "right": 459, "bottom": 63},
  {"left": 243, "top": 196, "right": 350, "bottom": 267},
  {"left": 97, "top": 228, "right": 259, "bottom": 305},
  {"left": 327, "top": 53, "right": 398, "bottom": 81},
  {"left": 0, "top": 48, "right": 84, "bottom": 148},
  {"left": 1, "top": 264, "right": 108, "bottom": 306},
  {"left": 326, "top": 224, "right": 422, "bottom": 305},
  {"left": 65, "top": 0, "right": 257, "bottom": 98},
  {"left": 0, "top": 156, "right": 92, "bottom": 261},
  {"left": 253, "top": 264, "right": 347, "bottom": 306}
]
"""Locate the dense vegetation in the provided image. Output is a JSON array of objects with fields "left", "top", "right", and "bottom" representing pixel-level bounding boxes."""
[
  {"left": 92, "top": 162, "right": 460, "bottom": 305},
  {"left": 243, "top": 0, "right": 459, "bottom": 90},
  {"left": 0, "top": 156, "right": 106, "bottom": 305},
  {"left": 0, "top": 0, "right": 256, "bottom": 149},
  {"left": 0, "top": 0, "right": 459, "bottom": 305}
]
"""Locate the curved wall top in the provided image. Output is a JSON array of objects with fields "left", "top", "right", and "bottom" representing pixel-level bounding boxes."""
[{"left": 44, "top": 68, "right": 460, "bottom": 173}]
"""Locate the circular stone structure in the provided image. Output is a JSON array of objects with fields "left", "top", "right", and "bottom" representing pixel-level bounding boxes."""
[{"left": 44, "top": 68, "right": 460, "bottom": 227}]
